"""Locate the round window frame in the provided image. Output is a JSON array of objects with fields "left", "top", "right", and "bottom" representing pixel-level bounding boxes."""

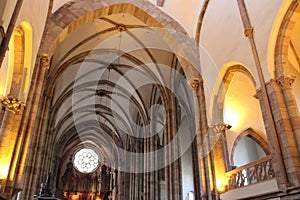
[{"left": 73, "top": 148, "right": 100, "bottom": 174}]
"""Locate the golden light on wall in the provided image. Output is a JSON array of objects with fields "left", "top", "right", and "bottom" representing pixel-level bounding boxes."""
[
  {"left": 0, "top": 162, "right": 9, "bottom": 180},
  {"left": 0, "top": 85, "right": 4, "bottom": 98},
  {"left": 223, "top": 107, "right": 239, "bottom": 131},
  {"left": 0, "top": 37, "right": 12, "bottom": 97},
  {"left": 21, "top": 21, "right": 33, "bottom": 96},
  {"left": 216, "top": 177, "right": 227, "bottom": 193},
  {"left": 0, "top": 21, "right": 33, "bottom": 101}
]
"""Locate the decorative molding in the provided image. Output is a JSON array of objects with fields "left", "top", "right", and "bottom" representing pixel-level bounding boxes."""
[{"left": 276, "top": 75, "right": 296, "bottom": 90}]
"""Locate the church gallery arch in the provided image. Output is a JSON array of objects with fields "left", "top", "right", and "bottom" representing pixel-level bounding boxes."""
[
  {"left": 211, "top": 63, "right": 256, "bottom": 125},
  {"left": 230, "top": 128, "right": 269, "bottom": 167},
  {"left": 210, "top": 63, "right": 267, "bottom": 170}
]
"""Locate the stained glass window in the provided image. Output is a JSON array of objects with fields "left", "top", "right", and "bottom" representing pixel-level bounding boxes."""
[{"left": 73, "top": 148, "right": 99, "bottom": 173}]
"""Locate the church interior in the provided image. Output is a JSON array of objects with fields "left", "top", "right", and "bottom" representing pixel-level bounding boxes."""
[{"left": 0, "top": 0, "right": 300, "bottom": 199}]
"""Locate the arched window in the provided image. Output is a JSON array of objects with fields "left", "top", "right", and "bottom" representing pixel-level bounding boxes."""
[{"left": 0, "top": 21, "right": 32, "bottom": 101}]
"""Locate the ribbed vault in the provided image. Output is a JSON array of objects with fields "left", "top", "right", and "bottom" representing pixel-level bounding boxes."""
[{"left": 43, "top": 5, "right": 198, "bottom": 178}]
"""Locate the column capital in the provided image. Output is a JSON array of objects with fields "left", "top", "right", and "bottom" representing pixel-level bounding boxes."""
[
  {"left": 210, "top": 122, "right": 232, "bottom": 133},
  {"left": 276, "top": 75, "right": 296, "bottom": 90},
  {"left": 244, "top": 28, "right": 253, "bottom": 38},
  {"left": 191, "top": 77, "right": 201, "bottom": 91},
  {"left": 0, "top": 97, "right": 25, "bottom": 114},
  {"left": 40, "top": 53, "right": 50, "bottom": 69}
]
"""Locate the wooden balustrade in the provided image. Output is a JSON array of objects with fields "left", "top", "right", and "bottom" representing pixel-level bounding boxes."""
[{"left": 226, "top": 155, "right": 275, "bottom": 190}]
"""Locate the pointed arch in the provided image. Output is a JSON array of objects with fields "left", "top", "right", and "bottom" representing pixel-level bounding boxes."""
[
  {"left": 272, "top": 0, "right": 300, "bottom": 77},
  {"left": 211, "top": 63, "right": 256, "bottom": 124},
  {"left": 0, "top": 21, "right": 32, "bottom": 100},
  {"left": 230, "top": 127, "right": 269, "bottom": 166}
]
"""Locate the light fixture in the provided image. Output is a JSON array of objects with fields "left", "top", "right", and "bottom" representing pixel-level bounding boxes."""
[{"left": 0, "top": 97, "right": 25, "bottom": 113}]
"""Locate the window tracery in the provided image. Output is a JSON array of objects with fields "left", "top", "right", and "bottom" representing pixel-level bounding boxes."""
[{"left": 73, "top": 148, "right": 99, "bottom": 173}]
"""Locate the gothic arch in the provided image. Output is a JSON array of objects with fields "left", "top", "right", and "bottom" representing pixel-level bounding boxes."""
[
  {"left": 42, "top": 0, "right": 187, "bottom": 55},
  {"left": 39, "top": 1, "right": 202, "bottom": 166},
  {"left": 211, "top": 63, "right": 256, "bottom": 123},
  {"left": 273, "top": 0, "right": 300, "bottom": 77},
  {"left": 0, "top": 21, "right": 33, "bottom": 100},
  {"left": 230, "top": 127, "right": 269, "bottom": 166},
  {"left": 195, "top": 0, "right": 210, "bottom": 43},
  {"left": 39, "top": 1, "right": 200, "bottom": 81}
]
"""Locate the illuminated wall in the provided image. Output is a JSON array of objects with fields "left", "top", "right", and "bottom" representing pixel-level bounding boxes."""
[{"left": 0, "top": 22, "right": 32, "bottom": 183}]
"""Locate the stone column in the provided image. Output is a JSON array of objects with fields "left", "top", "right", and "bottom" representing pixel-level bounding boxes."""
[
  {"left": 19, "top": 53, "right": 50, "bottom": 199},
  {"left": 143, "top": 137, "right": 149, "bottom": 200},
  {"left": 276, "top": 75, "right": 300, "bottom": 154},
  {"left": 164, "top": 90, "right": 181, "bottom": 200},
  {"left": 237, "top": 0, "right": 290, "bottom": 190},
  {"left": 117, "top": 171, "right": 125, "bottom": 200},
  {"left": 191, "top": 78, "right": 218, "bottom": 200}
]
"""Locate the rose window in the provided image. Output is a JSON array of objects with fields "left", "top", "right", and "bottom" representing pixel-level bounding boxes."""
[{"left": 73, "top": 148, "right": 99, "bottom": 173}]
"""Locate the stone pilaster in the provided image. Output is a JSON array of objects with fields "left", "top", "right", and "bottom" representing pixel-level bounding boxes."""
[
  {"left": 256, "top": 80, "right": 300, "bottom": 187},
  {"left": 276, "top": 75, "right": 300, "bottom": 155}
]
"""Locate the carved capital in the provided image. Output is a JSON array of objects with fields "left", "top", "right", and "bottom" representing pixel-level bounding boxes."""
[
  {"left": 0, "top": 97, "right": 25, "bottom": 114},
  {"left": 276, "top": 75, "right": 296, "bottom": 90},
  {"left": 191, "top": 77, "right": 200, "bottom": 91},
  {"left": 244, "top": 28, "right": 253, "bottom": 38},
  {"left": 211, "top": 122, "right": 232, "bottom": 133},
  {"left": 40, "top": 53, "right": 50, "bottom": 69}
]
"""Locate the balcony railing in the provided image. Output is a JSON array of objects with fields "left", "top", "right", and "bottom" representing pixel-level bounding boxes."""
[{"left": 226, "top": 155, "right": 275, "bottom": 190}]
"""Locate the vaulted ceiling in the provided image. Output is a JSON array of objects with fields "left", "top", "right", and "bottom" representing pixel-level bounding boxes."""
[{"left": 46, "top": 11, "right": 194, "bottom": 169}]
